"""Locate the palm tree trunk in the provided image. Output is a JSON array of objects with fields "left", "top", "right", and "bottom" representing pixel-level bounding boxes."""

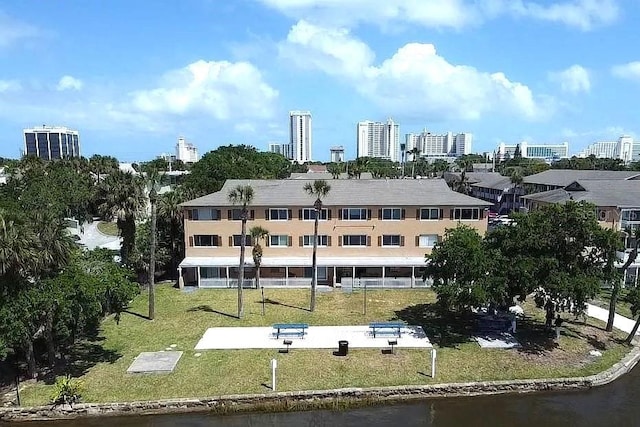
[
  {"left": 148, "top": 196, "right": 157, "bottom": 321},
  {"left": 311, "top": 213, "right": 319, "bottom": 311},
  {"left": 412, "top": 160, "right": 416, "bottom": 179},
  {"left": 626, "top": 316, "right": 640, "bottom": 344},
  {"left": 613, "top": 241, "right": 639, "bottom": 332},
  {"left": 238, "top": 213, "right": 247, "bottom": 318},
  {"left": 119, "top": 217, "right": 136, "bottom": 266},
  {"left": 256, "top": 264, "right": 261, "bottom": 289},
  {"left": 606, "top": 282, "right": 619, "bottom": 332},
  {"left": 24, "top": 339, "right": 36, "bottom": 379},
  {"left": 45, "top": 308, "right": 56, "bottom": 366}
]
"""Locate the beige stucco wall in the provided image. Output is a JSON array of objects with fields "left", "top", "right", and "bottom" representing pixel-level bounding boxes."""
[{"left": 184, "top": 205, "right": 488, "bottom": 259}]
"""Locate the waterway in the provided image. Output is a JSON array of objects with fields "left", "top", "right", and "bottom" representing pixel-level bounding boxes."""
[{"left": 13, "top": 364, "right": 640, "bottom": 427}]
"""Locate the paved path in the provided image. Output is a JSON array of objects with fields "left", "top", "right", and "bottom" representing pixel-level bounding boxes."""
[
  {"left": 586, "top": 303, "right": 638, "bottom": 334},
  {"left": 78, "top": 221, "right": 122, "bottom": 251}
]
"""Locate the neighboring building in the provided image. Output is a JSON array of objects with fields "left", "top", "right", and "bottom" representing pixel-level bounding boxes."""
[
  {"left": 330, "top": 146, "right": 345, "bottom": 163},
  {"left": 176, "top": 137, "right": 199, "bottom": 163},
  {"left": 23, "top": 126, "right": 80, "bottom": 160},
  {"left": 468, "top": 173, "right": 524, "bottom": 214},
  {"left": 577, "top": 136, "right": 640, "bottom": 164},
  {"left": 290, "top": 111, "right": 312, "bottom": 163},
  {"left": 522, "top": 180, "right": 640, "bottom": 287},
  {"left": 523, "top": 170, "right": 640, "bottom": 194},
  {"left": 497, "top": 142, "right": 569, "bottom": 162},
  {"left": 357, "top": 119, "right": 399, "bottom": 162},
  {"left": 158, "top": 153, "right": 177, "bottom": 163},
  {"left": 0, "top": 167, "right": 6, "bottom": 185},
  {"left": 268, "top": 142, "right": 292, "bottom": 160},
  {"left": 178, "top": 179, "right": 490, "bottom": 289},
  {"left": 289, "top": 172, "right": 374, "bottom": 180},
  {"left": 405, "top": 129, "right": 472, "bottom": 161}
]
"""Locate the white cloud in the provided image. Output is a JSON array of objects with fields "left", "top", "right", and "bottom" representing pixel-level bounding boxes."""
[
  {"left": 611, "top": 61, "right": 640, "bottom": 82},
  {"left": 0, "top": 79, "right": 21, "bottom": 92},
  {"left": 280, "top": 20, "right": 544, "bottom": 121},
  {"left": 0, "top": 11, "right": 40, "bottom": 48},
  {"left": 56, "top": 75, "right": 84, "bottom": 91},
  {"left": 259, "top": 0, "right": 619, "bottom": 30},
  {"left": 549, "top": 65, "right": 590, "bottom": 93},
  {"left": 130, "top": 59, "right": 278, "bottom": 120}
]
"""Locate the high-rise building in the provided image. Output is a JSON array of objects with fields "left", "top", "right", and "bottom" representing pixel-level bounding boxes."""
[
  {"left": 496, "top": 141, "right": 569, "bottom": 162},
  {"left": 23, "top": 126, "right": 80, "bottom": 160},
  {"left": 268, "top": 142, "right": 292, "bottom": 160},
  {"left": 577, "top": 136, "right": 640, "bottom": 163},
  {"left": 404, "top": 129, "right": 472, "bottom": 161},
  {"left": 576, "top": 141, "right": 617, "bottom": 159},
  {"left": 357, "top": 118, "right": 399, "bottom": 162},
  {"left": 176, "top": 137, "right": 199, "bottom": 163},
  {"left": 289, "top": 111, "right": 312, "bottom": 163},
  {"left": 330, "top": 146, "right": 345, "bottom": 162}
]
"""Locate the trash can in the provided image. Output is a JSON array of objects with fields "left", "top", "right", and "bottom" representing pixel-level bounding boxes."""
[{"left": 338, "top": 340, "right": 349, "bottom": 356}]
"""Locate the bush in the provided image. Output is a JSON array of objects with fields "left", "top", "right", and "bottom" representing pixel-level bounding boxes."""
[{"left": 51, "top": 375, "right": 83, "bottom": 406}]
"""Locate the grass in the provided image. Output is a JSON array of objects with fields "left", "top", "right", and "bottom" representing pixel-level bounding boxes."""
[
  {"left": 18, "top": 285, "right": 631, "bottom": 406},
  {"left": 590, "top": 288, "right": 634, "bottom": 319},
  {"left": 96, "top": 221, "right": 119, "bottom": 236}
]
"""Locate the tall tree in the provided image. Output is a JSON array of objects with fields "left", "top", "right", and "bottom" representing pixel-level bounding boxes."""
[
  {"left": 228, "top": 184, "right": 254, "bottom": 318},
  {"left": 408, "top": 147, "right": 421, "bottom": 178},
  {"left": 249, "top": 226, "right": 269, "bottom": 289},
  {"left": 303, "top": 180, "right": 331, "bottom": 311},
  {"left": 146, "top": 169, "right": 162, "bottom": 320},
  {"left": 509, "top": 170, "right": 524, "bottom": 212},
  {"left": 98, "top": 170, "right": 146, "bottom": 266},
  {"left": 605, "top": 228, "right": 636, "bottom": 332},
  {"left": 158, "top": 189, "right": 185, "bottom": 278}
]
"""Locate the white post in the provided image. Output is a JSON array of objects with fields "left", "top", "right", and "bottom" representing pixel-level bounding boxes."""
[
  {"left": 271, "top": 358, "right": 278, "bottom": 391},
  {"left": 177, "top": 267, "right": 184, "bottom": 289},
  {"left": 196, "top": 266, "right": 201, "bottom": 288},
  {"left": 431, "top": 348, "right": 437, "bottom": 378}
]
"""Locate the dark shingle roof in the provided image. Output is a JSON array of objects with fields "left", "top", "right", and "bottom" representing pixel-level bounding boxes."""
[
  {"left": 523, "top": 170, "right": 640, "bottom": 187},
  {"left": 522, "top": 180, "right": 640, "bottom": 207},
  {"left": 181, "top": 179, "right": 492, "bottom": 207}
]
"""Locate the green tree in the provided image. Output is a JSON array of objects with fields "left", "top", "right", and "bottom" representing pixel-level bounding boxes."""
[
  {"left": 407, "top": 147, "right": 421, "bottom": 178},
  {"left": 303, "top": 180, "right": 331, "bottom": 311},
  {"left": 509, "top": 170, "right": 524, "bottom": 211},
  {"left": 158, "top": 190, "right": 185, "bottom": 278},
  {"left": 249, "top": 226, "right": 269, "bottom": 289},
  {"left": 327, "top": 162, "right": 342, "bottom": 179},
  {"left": 98, "top": 170, "right": 146, "bottom": 266},
  {"left": 228, "top": 184, "right": 255, "bottom": 318},
  {"left": 145, "top": 169, "right": 163, "bottom": 320}
]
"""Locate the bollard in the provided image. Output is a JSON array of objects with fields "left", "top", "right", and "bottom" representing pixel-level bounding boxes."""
[
  {"left": 271, "top": 358, "right": 277, "bottom": 391},
  {"left": 431, "top": 348, "right": 437, "bottom": 378}
]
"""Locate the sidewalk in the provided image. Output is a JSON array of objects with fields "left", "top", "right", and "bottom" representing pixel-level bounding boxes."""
[{"left": 586, "top": 303, "right": 638, "bottom": 335}]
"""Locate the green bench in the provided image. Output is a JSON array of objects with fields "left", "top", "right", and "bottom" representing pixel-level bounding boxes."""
[
  {"left": 369, "top": 321, "right": 405, "bottom": 338},
  {"left": 272, "top": 323, "right": 309, "bottom": 339}
]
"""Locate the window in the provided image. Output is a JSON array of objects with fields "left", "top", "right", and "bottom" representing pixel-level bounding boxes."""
[
  {"left": 230, "top": 209, "right": 243, "bottom": 220},
  {"left": 382, "top": 208, "right": 402, "bottom": 220},
  {"left": 342, "top": 235, "right": 368, "bottom": 246},
  {"left": 269, "top": 208, "right": 290, "bottom": 220},
  {"left": 201, "top": 267, "right": 223, "bottom": 279},
  {"left": 302, "top": 235, "right": 328, "bottom": 247},
  {"left": 382, "top": 235, "right": 402, "bottom": 246},
  {"left": 418, "top": 234, "right": 439, "bottom": 248},
  {"left": 270, "top": 235, "right": 290, "bottom": 247},
  {"left": 193, "top": 235, "right": 220, "bottom": 247},
  {"left": 341, "top": 208, "right": 368, "bottom": 220},
  {"left": 420, "top": 208, "right": 440, "bottom": 220},
  {"left": 232, "top": 235, "right": 253, "bottom": 247},
  {"left": 302, "top": 208, "right": 328, "bottom": 221},
  {"left": 188, "top": 208, "right": 220, "bottom": 221},
  {"left": 453, "top": 208, "right": 480, "bottom": 220},
  {"left": 622, "top": 210, "right": 640, "bottom": 221}
]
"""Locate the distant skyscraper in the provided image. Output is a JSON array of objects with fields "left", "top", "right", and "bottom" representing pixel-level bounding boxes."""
[
  {"left": 175, "top": 137, "right": 199, "bottom": 163},
  {"left": 577, "top": 136, "right": 640, "bottom": 163},
  {"left": 23, "top": 125, "right": 80, "bottom": 160},
  {"left": 405, "top": 129, "right": 472, "bottom": 160},
  {"left": 497, "top": 141, "right": 569, "bottom": 161},
  {"left": 268, "top": 142, "right": 292, "bottom": 160},
  {"left": 289, "top": 111, "right": 312, "bottom": 163},
  {"left": 330, "top": 146, "right": 345, "bottom": 162},
  {"left": 357, "top": 118, "right": 399, "bottom": 162}
]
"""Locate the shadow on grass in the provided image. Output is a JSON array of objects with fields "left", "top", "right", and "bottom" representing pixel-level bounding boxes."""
[
  {"left": 394, "top": 303, "right": 475, "bottom": 348},
  {"left": 40, "top": 338, "right": 122, "bottom": 385},
  {"left": 187, "top": 305, "right": 238, "bottom": 319},
  {"left": 261, "top": 298, "right": 310, "bottom": 313},
  {"left": 563, "top": 319, "right": 626, "bottom": 351},
  {"left": 123, "top": 309, "right": 150, "bottom": 321},
  {"left": 512, "top": 318, "right": 559, "bottom": 355}
]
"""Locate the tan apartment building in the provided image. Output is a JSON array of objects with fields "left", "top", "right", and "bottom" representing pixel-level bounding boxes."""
[{"left": 178, "top": 179, "right": 491, "bottom": 289}]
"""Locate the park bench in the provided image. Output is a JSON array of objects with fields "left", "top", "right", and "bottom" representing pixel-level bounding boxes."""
[
  {"left": 272, "top": 323, "right": 308, "bottom": 339},
  {"left": 369, "top": 321, "right": 405, "bottom": 338}
]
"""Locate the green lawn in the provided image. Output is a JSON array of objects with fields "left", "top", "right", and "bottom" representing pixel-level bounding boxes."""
[
  {"left": 19, "top": 285, "right": 631, "bottom": 406},
  {"left": 590, "top": 288, "right": 634, "bottom": 319},
  {"left": 96, "top": 221, "right": 119, "bottom": 236}
]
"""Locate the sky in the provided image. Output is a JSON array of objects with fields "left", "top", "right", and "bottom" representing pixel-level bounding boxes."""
[{"left": 1, "top": 0, "right": 640, "bottom": 162}]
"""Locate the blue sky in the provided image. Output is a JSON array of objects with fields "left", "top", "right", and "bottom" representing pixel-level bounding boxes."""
[{"left": 1, "top": 0, "right": 640, "bottom": 162}]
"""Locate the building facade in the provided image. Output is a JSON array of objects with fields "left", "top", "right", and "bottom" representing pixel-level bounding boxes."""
[
  {"left": 405, "top": 129, "right": 472, "bottom": 160},
  {"left": 289, "top": 111, "right": 312, "bottom": 163},
  {"left": 176, "top": 137, "right": 199, "bottom": 163},
  {"left": 23, "top": 126, "right": 80, "bottom": 160},
  {"left": 357, "top": 119, "right": 399, "bottom": 162},
  {"left": 497, "top": 141, "right": 569, "bottom": 162},
  {"left": 178, "top": 179, "right": 490, "bottom": 289},
  {"left": 577, "top": 136, "right": 640, "bottom": 163},
  {"left": 268, "top": 142, "right": 293, "bottom": 160},
  {"left": 330, "top": 146, "right": 345, "bottom": 163}
]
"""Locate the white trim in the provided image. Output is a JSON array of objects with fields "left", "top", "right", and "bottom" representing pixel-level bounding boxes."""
[{"left": 180, "top": 256, "right": 425, "bottom": 268}]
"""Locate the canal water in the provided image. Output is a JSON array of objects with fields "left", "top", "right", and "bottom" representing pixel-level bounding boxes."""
[{"left": 12, "top": 365, "right": 640, "bottom": 426}]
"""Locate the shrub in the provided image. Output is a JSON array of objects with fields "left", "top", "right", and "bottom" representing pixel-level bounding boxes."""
[{"left": 51, "top": 375, "right": 83, "bottom": 406}]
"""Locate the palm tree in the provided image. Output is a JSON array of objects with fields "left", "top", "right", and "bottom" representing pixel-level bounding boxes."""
[
  {"left": 408, "top": 147, "right": 421, "bottom": 178},
  {"left": 98, "top": 170, "right": 146, "bottom": 266},
  {"left": 145, "top": 168, "right": 163, "bottom": 321},
  {"left": 158, "top": 190, "right": 184, "bottom": 279},
  {"left": 303, "top": 180, "right": 331, "bottom": 312},
  {"left": 400, "top": 143, "right": 406, "bottom": 178},
  {"left": 228, "top": 184, "right": 254, "bottom": 318},
  {"left": 509, "top": 170, "right": 524, "bottom": 212},
  {"left": 249, "top": 226, "right": 269, "bottom": 289}
]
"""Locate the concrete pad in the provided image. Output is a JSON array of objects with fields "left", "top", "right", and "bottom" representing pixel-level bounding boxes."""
[
  {"left": 194, "top": 325, "right": 432, "bottom": 350},
  {"left": 127, "top": 351, "right": 183, "bottom": 374},
  {"left": 475, "top": 333, "right": 520, "bottom": 349}
]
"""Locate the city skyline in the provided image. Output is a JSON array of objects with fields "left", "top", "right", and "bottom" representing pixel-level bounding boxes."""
[{"left": 1, "top": 1, "right": 640, "bottom": 161}]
